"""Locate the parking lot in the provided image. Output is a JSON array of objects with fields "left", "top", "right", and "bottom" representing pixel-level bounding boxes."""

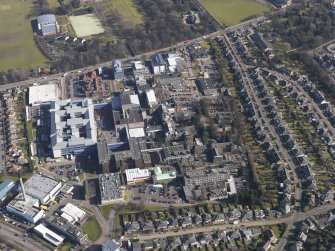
[
  {"left": 49, "top": 164, "right": 82, "bottom": 182},
  {"left": 130, "top": 184, "right": 182, "bottom": 205}
]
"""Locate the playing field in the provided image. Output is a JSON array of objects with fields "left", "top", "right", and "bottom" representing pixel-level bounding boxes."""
[
  {"left": 198, "top": 0, "right": 269, "bottom": 26},
  {"left": 69, "top": 14, "right": 105, "bottom": 37},
  {"left": 103, "top": 0, "right": 143, "bottom": 26},
  {"left": 0, "top": 0, "right": 48, "bottom": 71}
]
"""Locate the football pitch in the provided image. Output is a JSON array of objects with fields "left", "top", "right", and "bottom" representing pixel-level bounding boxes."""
[
  {"left": 0, "top": 0, "right": 48, "bottom": 71},
  {"left": 69, "top": 14, "right": 105, "bottom": 37},
  {"left": 198, "top": 0, "right": 269, "bottom": 26}
]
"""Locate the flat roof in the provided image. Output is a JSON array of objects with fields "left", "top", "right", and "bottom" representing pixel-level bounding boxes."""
[
  {"left": 146, "top": 89, "right": 157, "bottom": 104},
  {"left": 125, "top": 168, "right": 150, "bottom": 183},
  {"left": 7, "top": 193, "right": 42, "bottom": 218},
  {"left": 128, "top": 127, "right": 145, "bottom": 138},
  {"left": 24, "top": 174, "right": 61, "bottom": 201},
  {"left": 34, "top": 223, "right": 65, "bottom": 246},
  {"left": 29, "top": 84, "right": 58, "bottom": 104},
  {"left": 99, "top": 173, "right": 123, "bottom": 203},
  {"left": 50, "top": 99, "right": 97, "bottom": 156},
  {"left": 60, "top": 203, "right": 86, "bottom": 224}
]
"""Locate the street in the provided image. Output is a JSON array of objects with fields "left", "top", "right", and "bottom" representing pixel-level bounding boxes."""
[{"left": 126, "top": 202, "right": 335, "bottom": 242}]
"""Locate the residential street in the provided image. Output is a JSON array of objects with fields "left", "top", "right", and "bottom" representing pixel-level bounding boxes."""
[{"left": 126, "top": 202, "right": 335, "bottom": 242}]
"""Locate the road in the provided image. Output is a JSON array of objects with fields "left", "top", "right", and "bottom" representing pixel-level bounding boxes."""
[
  {"left": 0, "top": 13, "right": 272, "bottom": 93},
  {"left": 307, "top": 38, "right": 335, "bottom": 54},
  {"left": 222, "top": 33, "right": 302, "bottom": 204},
  {"left": 126, "top": 202, "right": 335, "bottom": 241},
  {"left": 265, "top": 68, "right": 335, "bottom": 141},
  {"left": 0, "top": 222, "right": 52, "bottom": 251}
]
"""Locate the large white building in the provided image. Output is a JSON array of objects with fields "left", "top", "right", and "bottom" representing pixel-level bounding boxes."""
[
  {"left": 125, "top": 168, "right": 150, "bottom": 184},
  {"left": 50, "top": 99, "right": 97, "bottom": 158},
  {"left": 28, "top": 84, "right": 58, "bottom": 105},
  {"left": 34, "top": 223, "right": 65, "bottom": 246},
  {"left": 24, "top": 173, "right": 62, "bottom": 204},
  {"left": 60, "top": 203, "right": 86, "bottom": 224}
]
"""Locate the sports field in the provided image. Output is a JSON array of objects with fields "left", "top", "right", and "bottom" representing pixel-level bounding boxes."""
[
  {"left": 198, "top": 0, "right": 269, "bottom": 26},
  {"left": 69, "top": 14, "right": 105, "bottom": 37},
  {"left": 103, "top": 0, "right": 143, "bottom": 26},
  {"left": 0, "top": 0, "right": 48, "bottom": 71}
]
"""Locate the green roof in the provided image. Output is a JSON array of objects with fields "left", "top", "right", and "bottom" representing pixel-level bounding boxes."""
[{"left": 156, "top": 172, "right": 176, "bottom": 181}]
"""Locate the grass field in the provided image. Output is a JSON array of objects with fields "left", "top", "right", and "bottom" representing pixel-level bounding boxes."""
[
  {"left": 0, "top": 0, "right": 49, "bottom": 71},
  {"left": 82, "top": 219, "right": 102, "bottom": 242},
  {"left": 198, "top": 0, "right": 269, "bottom": 26},
  {"left": 103, "top": 0, "right": 143, "bottom": 26}
]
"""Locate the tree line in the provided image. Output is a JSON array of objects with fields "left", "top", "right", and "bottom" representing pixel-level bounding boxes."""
[{"left": 271, "top": 1, "right": 335, "bottom": 49}]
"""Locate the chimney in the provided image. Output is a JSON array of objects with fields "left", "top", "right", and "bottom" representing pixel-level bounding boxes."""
[{"left": 19, "top": 178, "right": 27, "bottom": 202}]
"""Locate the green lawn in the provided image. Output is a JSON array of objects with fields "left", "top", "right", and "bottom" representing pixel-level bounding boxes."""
[
  {"left": 99, "top": 204, "right": 117, "bottom": 220},
  {"left": 103, "top": 0, "right": 143, "bottom": 26},
  {"left": 198, "top": 0, "right": 269, "bottom": 26},
  {"left": 0, "top": 0, "right": 49, "bottom": 71},
  {"left": 56, "top": 16, "right": 69, "bottom": 25},
  {"left": 82, "top": 219, "right": 102, "bottom": 242}
]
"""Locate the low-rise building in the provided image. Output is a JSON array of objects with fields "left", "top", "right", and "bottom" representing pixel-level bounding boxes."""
[
  {"left": 37, "top": 14, "right": 58, "bottom": 36},
  {"left": 125, "top": 168, "right": 150, "bottom": 184},
  {"left": 45, "top": 216, "right": 87, "bottom": 244},
  {"left": 60, "top": 203, "right": 86, "bottom": 224},
  {"left": 150, "top": 54, "right": 166, "bottom": 74},
  {"left": 28, "top": 84, "right": 58, "bottom": 106},
  {"left": 34, "top": 223, "right": 65, "bottom": 246}
]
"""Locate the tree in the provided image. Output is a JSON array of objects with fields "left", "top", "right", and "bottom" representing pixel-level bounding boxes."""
[
  {"left": 208, "top": 123, "right": 218, "bottom": 140},
  {"left": 71, "top": 0, "right": 80, "bottom": 9},
  {"left": 200, "top": 99, "right": 210, "bottom": 116}
]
